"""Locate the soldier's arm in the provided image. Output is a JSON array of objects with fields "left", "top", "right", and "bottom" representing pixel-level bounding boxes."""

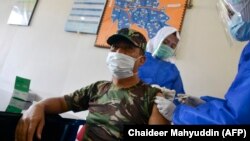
[
  {"left": 15, "top": 97, "right": 69, "bottom": 141},
  {"left": 148, "top": 93, "right": 171, "bottom": 125}
]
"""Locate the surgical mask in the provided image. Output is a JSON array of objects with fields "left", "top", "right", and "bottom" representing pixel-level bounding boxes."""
[
  {"left": 228, "top": 14, "right": 250, "bottom": 41},
  {"left": 152, "top": 44, "right": 175, "bottom": 60},
  {"left": 106, "top": 52, "right": 137, "bottom": 79}
]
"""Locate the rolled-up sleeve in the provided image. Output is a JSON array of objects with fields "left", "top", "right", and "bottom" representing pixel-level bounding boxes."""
[{"left": 64, "top": 86, "right": 91, "bottom": 112}]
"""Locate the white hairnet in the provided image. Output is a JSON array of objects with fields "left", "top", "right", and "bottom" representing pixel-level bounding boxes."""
[
  {"left": 146, "top": 26, "right": 180, "bottom": 53},
  {"left": 225, "top": 0, "right": 250, "bottom": 22}
]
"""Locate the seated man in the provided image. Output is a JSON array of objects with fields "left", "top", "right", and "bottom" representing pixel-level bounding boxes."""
[
  {"left": 15, "top": 28, "right": 169, "bottom": 141},
  {"left": 139, "top": 26, "right": 185, "bottom": 96},
  {"left": 77, "top": 27, "right": 184, "bottom": 141}
]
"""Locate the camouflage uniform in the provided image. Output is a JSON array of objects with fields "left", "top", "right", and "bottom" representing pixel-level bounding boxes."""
[{"left": 64, "top": 80, "right": 160, "bottom": 141}]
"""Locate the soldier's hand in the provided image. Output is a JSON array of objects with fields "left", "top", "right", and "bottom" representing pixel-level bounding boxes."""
[{"left": 15, "top": 103, "right": 45, "bottom": 141}]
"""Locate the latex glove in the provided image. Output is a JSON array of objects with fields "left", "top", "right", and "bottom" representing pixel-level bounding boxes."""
[
  {"left": 176, "top": 94, "right": 206, "bottom": 107},
  {"left": 154, "top": 96, "right": 176, "bottom": 121},
  {"left": 151, "top": 84, "right": 176, "bottom": 101}
]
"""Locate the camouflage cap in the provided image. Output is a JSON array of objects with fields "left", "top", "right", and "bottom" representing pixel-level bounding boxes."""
[{"left": 107, "top": 28, "right": 147, "bottom": 52}]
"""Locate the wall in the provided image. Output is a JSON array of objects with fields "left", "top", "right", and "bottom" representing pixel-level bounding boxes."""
[
  {"left": 0, "top": 0, "right": 110, "bottom": 99},
  {"left": 0, "top": 0, "right": 247, "bottom": 101},
  {"left": 176, "top": 0, "right": 246, "bottom": 98}
]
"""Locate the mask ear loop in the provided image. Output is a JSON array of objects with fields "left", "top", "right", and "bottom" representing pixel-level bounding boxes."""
[
  {"left": 134, "top": 55, "right": 145, "bottom": 66},
  {"left": 172, "top": 43, "right": 179, "bottom": 57},
  {"left": 173, "top": 49, "right": 177, "bottom": 58},
  {"left": 131, "top": 56, "right": 143, "bottom": 77},
  {"left": 164, "top": 42, "right": 178, "bottom": 58}
]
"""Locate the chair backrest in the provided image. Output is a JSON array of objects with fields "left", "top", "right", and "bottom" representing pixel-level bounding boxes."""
[{"left": 0, "top": 111, "right": 85, "bottom": 141}]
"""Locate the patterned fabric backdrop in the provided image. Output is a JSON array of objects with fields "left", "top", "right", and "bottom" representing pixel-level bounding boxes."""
[{"left": 95, "top": 0, "right": 188, "bottom": 48}]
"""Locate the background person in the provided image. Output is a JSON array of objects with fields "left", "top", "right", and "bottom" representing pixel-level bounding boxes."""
[
  {"left": 139, "top": 26, "right": 185, "bottom": 96},
  {"left": 155, "top": 0, "right": 250, "bottom": 124}
]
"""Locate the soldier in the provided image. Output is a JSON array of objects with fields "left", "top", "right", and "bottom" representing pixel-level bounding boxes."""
[{"left": 15, "top": 28, "right": 169, "bottom": 141}]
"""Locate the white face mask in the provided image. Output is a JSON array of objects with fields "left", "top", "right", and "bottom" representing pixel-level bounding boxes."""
[{"left": 106, "top": 52, "right": 138, "bottom": 79}]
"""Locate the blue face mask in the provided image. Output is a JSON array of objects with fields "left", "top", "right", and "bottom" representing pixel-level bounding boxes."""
[
  {"left": 152, "top": 44, "right": 175, "bottom": 60},
  {"left": 228, "top": 14, "right": 250, "bottom": 41}
]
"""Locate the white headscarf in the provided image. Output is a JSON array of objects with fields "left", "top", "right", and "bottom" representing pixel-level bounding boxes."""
[{"left": 146, "top": 26, "right": 180, "bottom": 63}]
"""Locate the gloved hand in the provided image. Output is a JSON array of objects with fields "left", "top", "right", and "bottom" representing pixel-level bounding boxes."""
[
  {"left": 151, "top": 84, "right": 176, "bottom": 101},
  {"left": 176, "top": 94, "right": 206, "bottom": 107},
  {"left": 154, "top": 96, "right": 176, "bottom": 121}
]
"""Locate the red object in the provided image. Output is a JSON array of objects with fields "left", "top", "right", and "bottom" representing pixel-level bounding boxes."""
[{"left": 76, "top": 125, "right": 86, "bottom": 141}]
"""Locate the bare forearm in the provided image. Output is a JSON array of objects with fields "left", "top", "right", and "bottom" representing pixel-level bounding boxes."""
[{"left": 35, "top": 96, "right": 69, "bottom": 114}]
